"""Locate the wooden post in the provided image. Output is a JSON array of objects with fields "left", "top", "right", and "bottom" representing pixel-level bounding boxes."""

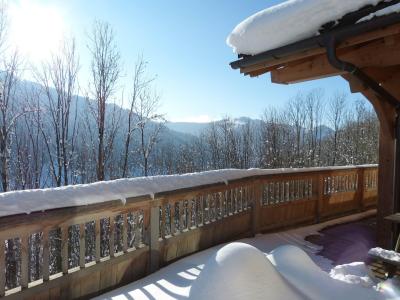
[
  {"left": 357, "top": 168, "right": 365, "bottom": 211},
  {"left": 149, "top": 203, "right": 160, "bottom": 273},
  {"left": 42, "top": 229, "right": 50, "bottom": 282},
  {"left": 79, "top": 223, "right": 86, "bottom": 269},
  {"left": 343, "top": 75, "right": 397, "bottom": 248},
  {"left": 0, "top": 239, "right": 5, "bottom": 297},
  {"left": 20, "top": 234, "right": 29, "bottom": 289}
]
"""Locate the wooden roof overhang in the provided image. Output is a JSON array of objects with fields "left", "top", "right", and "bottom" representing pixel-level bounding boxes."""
[
  {"left": 229, "top": 4, "right": 400, "bottom": 248},
  {"left": 230, "top": 12, "right": 400, "bottom": 89}
]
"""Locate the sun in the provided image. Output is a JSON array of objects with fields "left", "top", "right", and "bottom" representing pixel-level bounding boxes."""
[{"left": 8, "top": 0, "right": 66, "bottom": 62}]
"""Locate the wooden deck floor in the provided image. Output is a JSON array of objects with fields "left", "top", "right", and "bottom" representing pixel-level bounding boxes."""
[{"left": 306, "top": 217, "right": 377, "bottom": 266}]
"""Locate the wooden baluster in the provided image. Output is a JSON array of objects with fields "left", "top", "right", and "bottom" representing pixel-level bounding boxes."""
[
  {"left": 149, "top": 204, "right": 160, "bottom": 272},
  {"left": 160, "top": 206, "right": 166, "bottom": 238},
  {"left": 135, "top": 211, "right": 143, "bottom": 247},
  {"left": 20, "top": 234, "right": 29, "bottom": 289},
  {"left": 0, "top": 239, "right": 5, "bottom": 297},
  {"left": 252, "top": 184, "right": 262, "bottom": 235},
  {"left": 227, "top": 190, "right": 231, "bottom": 215},
  {"left": 42, "top": 229, "right": 50, "bottom": 282},
  {"left": 357, "top": 168, "right": 365, "bottom": 211},
  {"left": 123, "top": 214, "right": 128, "bottom": 252},
  {"left": 179, "top": 201, "right": 184, "bottom": 230},
  {"left": 200, "top": 196, "right": 205, "bottom": 225},
  {"left": 170, "top": 203, "right": 176, "bottom": 235},
  {"left": 95, "top": 220, "right": 101, "bottom": 262},
  {"left": 188, "top": 200, "right": 193, "bottom": 228},
  {"left": 79, "top": 224, "right": 86, "bottom": 268},
  {"left": 61, "top": 226, "right": 69, "bottom": 274},
  {"left": 109, "top": 217, "right": 115, "bottom": 258}
]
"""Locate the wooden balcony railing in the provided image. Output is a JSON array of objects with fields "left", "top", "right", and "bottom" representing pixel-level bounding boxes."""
[{"left": 0, "top": 165, "right": 378, "bottom": 299}]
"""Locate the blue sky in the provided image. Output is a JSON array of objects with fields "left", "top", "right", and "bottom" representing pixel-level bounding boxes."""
[{"left": 10, "top": 0, "right": 365, "bottom": 122}]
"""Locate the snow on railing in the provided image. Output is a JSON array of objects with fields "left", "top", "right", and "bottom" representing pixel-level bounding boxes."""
[{"left": 0, "top": 165, "right": 378, "bottom": 299}]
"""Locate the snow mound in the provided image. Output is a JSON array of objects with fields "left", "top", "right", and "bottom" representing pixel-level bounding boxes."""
[
  {"left": 268, "top": 245, "right": 383, "bottom": 300},
  {"left": 189, "top": 242, "right": 304, "bottom": 300},
  {"left": 227, "top": 0, "right": 383, "bottom": 55},
  {"left": 330, "top": 262, "right": 375, "bottom": 287},
  {"left": 369, "top": 247, "right": 400, "bottom": 262}
]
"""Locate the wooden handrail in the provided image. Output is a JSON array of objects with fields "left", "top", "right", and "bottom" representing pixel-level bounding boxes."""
[{"left": 0, "top": 165, "right": 378, "bottom": 299}]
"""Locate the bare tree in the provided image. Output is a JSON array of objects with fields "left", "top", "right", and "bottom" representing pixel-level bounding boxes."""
[
  {"left": 121, "top": 56, "right": 153, "bottom": 177},
  {"left": 135, "top": 88, "right": 164, "bottom": 176},
  {"left": 328, "top": 92, "right": 347, "bottom": 165},
  {"left": 87, "top": 20, "right": 121, "bottom": 181},
  {"left": 35, "top": 38, "right": 80, "bottom": 186},
  {"left": 0, "top": 51, "right": 23, "bottom": 192}
]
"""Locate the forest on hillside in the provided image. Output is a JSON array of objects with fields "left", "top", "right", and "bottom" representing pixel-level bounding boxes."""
[{"left": 0, "top": 4, "right": 379, "bottom": 193}]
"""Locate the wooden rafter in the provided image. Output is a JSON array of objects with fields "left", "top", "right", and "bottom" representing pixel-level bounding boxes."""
[{"left": 270, "top": 34, "right": 400, "bottom": 84}]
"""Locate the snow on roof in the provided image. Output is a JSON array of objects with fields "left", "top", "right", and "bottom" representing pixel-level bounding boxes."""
[
  {"left": 0, "top": 165, "right": 375, "bottom": 218},
  {"left": 357, "top": 3, "right": 400, "bottom": 23},
  {"left": 227, "top": 0, "right": 384, "bottom": 55}
]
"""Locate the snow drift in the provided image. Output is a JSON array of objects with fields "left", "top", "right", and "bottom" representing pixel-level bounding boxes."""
[
  {"left": 268, "top": 245, "right": 383, "bottom": 300},
  {"left": 189, "top": 242, "right": 304, "bottom": 300},
  {"left": 227, "top": 0, "right": 384, "bottom": 55}
]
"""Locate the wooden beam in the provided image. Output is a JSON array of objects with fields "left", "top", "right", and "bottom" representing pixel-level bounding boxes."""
[
  {"left": 271, "top": 35, "right": 400, "bottom": 84},
  {"left": 343, "top": 74, "right": 397, "bottom": 248}
]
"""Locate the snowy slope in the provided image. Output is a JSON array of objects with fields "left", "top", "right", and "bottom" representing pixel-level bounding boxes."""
[
  {"left": 227, "top": 0, "right": 384, "bottom": 55},
  {"left": 0, "top": 166, "right": 375, "bottom": 218}
]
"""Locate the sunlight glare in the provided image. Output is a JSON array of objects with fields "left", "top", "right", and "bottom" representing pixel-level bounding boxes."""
[{"left": 9, "top": 0, "right": 66, "bottom": 62}]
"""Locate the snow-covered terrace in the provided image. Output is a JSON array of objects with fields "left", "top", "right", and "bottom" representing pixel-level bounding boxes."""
[
  {"left": 96, "top": 211, "right": 381, "bottom": 300},
  {"left": 0, "top": 165, "right": 378, "bottom": 299}
]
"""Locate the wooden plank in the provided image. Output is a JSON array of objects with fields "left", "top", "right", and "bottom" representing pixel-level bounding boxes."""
[
  {"left": 20, "top": 234, "right": 29, "bottom": 289},
  {"left": 79, "top": 223, "right": 86, "bottom": 269},
  {"left": 0, "top": 195, "right": 151, "bottom": 240}
]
